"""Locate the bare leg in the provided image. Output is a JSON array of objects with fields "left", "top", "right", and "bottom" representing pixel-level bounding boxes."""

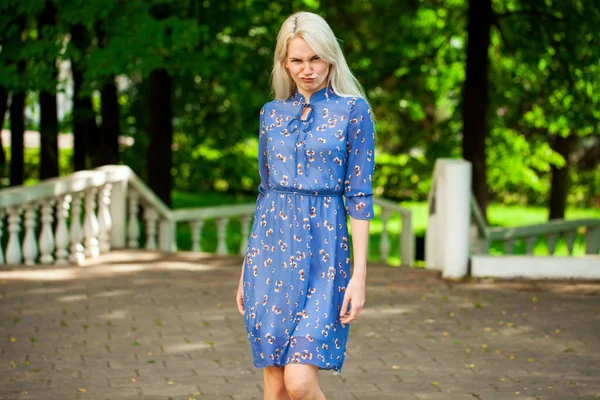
[
  {"left": 264, "top": 366, "right": 291, "bottom": 400},
  {"left": 284, "top": 364, "right": 326, "bottom": 400}
]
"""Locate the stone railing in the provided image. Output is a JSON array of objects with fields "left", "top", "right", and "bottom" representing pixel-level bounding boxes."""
[
  {"left": 0, "top": 165, "right": 415, "bottom": 267},
  {"left": 425, "top": 158, "right": 600, "bottom": 280},
  {"left": 470, "top": 199, "right": 600, "bottom": 257}
]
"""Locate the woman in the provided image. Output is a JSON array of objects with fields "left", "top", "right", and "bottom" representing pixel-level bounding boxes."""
[{"left": 236, "top": 11, "right": 375, "bottom": 400}]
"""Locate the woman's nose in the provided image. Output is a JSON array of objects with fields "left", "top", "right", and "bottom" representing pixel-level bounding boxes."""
[{"left": 302, "top": 62, "right": 313, "bottom": 74}]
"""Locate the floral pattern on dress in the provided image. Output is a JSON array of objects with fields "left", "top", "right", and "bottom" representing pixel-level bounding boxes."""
[{"left": 243, "top": 86, "right": 375, "bottom": 373}]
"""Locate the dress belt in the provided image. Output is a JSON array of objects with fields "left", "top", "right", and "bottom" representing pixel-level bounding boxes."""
[{"left": 265, "top": 187, "right": 343, "bottom": 197}]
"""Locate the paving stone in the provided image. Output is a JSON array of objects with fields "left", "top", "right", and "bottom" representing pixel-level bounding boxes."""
[{"left": 1, "top": 250, "right": 600, "bottom": 399}]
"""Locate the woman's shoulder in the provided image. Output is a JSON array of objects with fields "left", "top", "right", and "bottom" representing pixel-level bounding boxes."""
[{"left": 339, "top": 95, "right": 370, "bottom": 114}]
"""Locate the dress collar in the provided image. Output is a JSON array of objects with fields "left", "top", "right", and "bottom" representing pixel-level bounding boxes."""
[{"left": 293, "top": 85, "right": 333, "bottom": 104}]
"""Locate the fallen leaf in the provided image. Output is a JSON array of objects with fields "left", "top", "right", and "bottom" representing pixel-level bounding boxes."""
[{"left": 392, "top": 365, "right": 400, "bottom": 370}]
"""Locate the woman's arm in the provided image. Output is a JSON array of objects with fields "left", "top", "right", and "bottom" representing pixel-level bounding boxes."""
[{"left": 340, "top": 217, "right": 369, "bottom": 324}]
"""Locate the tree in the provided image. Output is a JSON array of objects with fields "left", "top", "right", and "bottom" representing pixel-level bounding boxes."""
[
  {"left": 0, "top": 85, "right": 8, "bottom": 185},
  {"left": 70, "top": 23, "right": 99, "bottom": 171},
  {"left": 38, "top": 0, "right": 59, "bottom": 179},
  {"left": 95, "top": 20, "right": 120, "bottom": 166},
  {"left": 462, "top": 0, "right": 492, "bottom": 220}
]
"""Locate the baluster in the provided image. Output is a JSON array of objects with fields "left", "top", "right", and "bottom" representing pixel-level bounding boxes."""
[
  {"left": 215, "top": 217, "right": 229, "bottom": 255},
  {"left": 38, "top": 200, "right": 55, "bottom": 264},
  {"left": 97, "top": 184, "right": 112, "bottom": 253},
  {"left": 503, "top": 238, "right": 515, "bottom": 254},
  {"left": 0, "top": 209, "right": 4, "bottom": 264},
  {"left": 6, "top": 207, "right": 22, "bottom": 264},
  {"left": 401, "top": 212, "right": 414, "bottom": 267},
  {"left": 546, "top": 233, "right": 557, "bottom": 255},
  {"left": 55, "top": 195, "right": 71, "bottom": 265},
  {"left": 144, "top": 208, "right": 158, "bottom": 250},
  {"left": 22, "top": 204, "right": 38, "bottom": 266},
  {"left": 586, "top": 226, "right": 600, "bottom": 255},
  {"left": 69, "top": 192, "right": 85, "bottom": 265},
  {"left": 239, "top": 215, "right": 251, "bottom": 256},
  {"left": 524, "top": 236, "right": 536, "bottom": 255},
  {"left": 127, "top": 192, "right": 140, "bottom": 248},
  {"left": 190, "top": 220, "right": 204, "bottom": 252},
  {"left": 379, "top": 209, "right": 391, "bottom": 263},
  {"left": 84, "top": 188, "right": 100, "bottom": 259},
  {"left": 564, "top": 232, "right": 575, "bottom": 255}
]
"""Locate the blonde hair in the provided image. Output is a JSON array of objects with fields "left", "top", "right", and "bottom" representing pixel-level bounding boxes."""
[{"left": 272, "top": 12, "right": 367, "bottom": 101}]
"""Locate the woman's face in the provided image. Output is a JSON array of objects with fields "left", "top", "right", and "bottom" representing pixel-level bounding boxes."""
[{"left": 284, "top": 37, "right": 330, "bottom": 100}]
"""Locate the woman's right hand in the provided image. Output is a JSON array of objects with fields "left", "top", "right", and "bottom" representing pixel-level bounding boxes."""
[{"left": 236, "top": 269, "right": 245, "bottom": 315}]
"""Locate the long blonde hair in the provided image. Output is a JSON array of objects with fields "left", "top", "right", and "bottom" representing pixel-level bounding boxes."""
[{"left": 271, "top": 12, "right": 367, "bottom": 101}]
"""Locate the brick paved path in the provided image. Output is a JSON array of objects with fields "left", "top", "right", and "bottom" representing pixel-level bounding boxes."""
[{"left": 1, "top": 250, "right": 599, "bottom": 400}]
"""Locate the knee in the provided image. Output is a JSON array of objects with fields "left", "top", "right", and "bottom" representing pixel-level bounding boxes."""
[{"left": 285, "top": 376, "right": 312, "bottom": 399}]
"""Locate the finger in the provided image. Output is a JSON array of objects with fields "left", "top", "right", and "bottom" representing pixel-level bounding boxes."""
[
  {"left": 342, "top": 304, "right": 361, "bottom": 324},
  {"left": 340, "top": 296, "right": 350, "bottom": 317},
  {"left": 236, "top": 294, "right": 245, "bottom": 315}
]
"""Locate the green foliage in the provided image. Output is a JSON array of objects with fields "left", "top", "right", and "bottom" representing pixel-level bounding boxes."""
[{"left": 0, "top": 0, "right": 598, "bottom": 206}]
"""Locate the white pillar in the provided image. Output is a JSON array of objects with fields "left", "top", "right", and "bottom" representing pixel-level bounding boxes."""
[
  {"left": 5, "top": 207, "right": 22, "bottom": 265},
  {"left": 69, "top": 192, "right": 85, "bottom": 265},
  {"left": 97, "top": 184, "right": 112, "bottom": 253},
  {"left": 0, "top": 209, "right": 4, "bottom": 264},
  {"left": 109, "top": 179, "right": 127, "bottom": 248},
  {"left": 425, "top": 159, "right": 472, "bottom": 279},
  {"left": 38, "top": 200, "right": 55, "bottom": 264},
  {"left": 22, "top": 205, "right": 39, "bottom": 266},
  {"left": 84, "top": 188, "right": 100, "bottom": 259},
  {"left": 127, "top": 192, "right": 140, "bottom": 248},
  {"left": 55, "top": 195, "right": 71, "bottom": 265}
]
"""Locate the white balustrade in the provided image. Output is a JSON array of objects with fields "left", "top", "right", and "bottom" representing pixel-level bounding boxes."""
[
  {"left": 69, "top": 192, "right": 85, "bottom": 265},
  {"left": 6, "top": 207, "right": 22, "bottom": 264},
  {"left": 239, "top": 215, "right": 251, "bottom": 255},
  {"left": 0, "top": 165, "right": 421, "bottom": 269},
  {"left": 22, "top": 205, "right": 39, "bottom": 266},
  {"left": 84, "top": 188, "right": 100, "bottom": 259},
  {"left": 0, "top": 209, "right": 4, "bottom": 264},
  {"left": 38, "top": 200, "right": 55, "bottom": 264},
  {"left": 587, "top": 226, "right": 600, "bottom": 254},
  {"left": 127, "top": 192, "right": 140, "bottom": 248},
  {"left": 215, "top": 217, "right": 229, "bottom": 255},
  {"left": 525, "top": 236, "right": 536, "bottom": 255},
  {"left": 98, "top": 184, "right": 112, "bottom": 253},
  {"left": 190, "top": 220, "right": 204, "bottom": 252},
  {"left": 379, "top": 209, "right": 391, "bottom": 263},
  {"left": 143, "top": 207, "right": 159, "bottom": 250},
  {"left": 546, "top": 233, "right": 557, "bottom": 255},
  {"left": 564, "top": 232, "right": 575, "bottom": 255},
  {"left": 55, "top": 195, "right": 71, "bottom": 265}
]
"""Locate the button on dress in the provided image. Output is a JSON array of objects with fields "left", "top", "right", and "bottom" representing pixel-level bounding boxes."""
[{"left": 243, "top": 86, "right": 375, "bottom": 373}]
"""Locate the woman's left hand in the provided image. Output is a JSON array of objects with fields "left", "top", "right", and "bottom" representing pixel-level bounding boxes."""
[{"left": 340, "top": 276, "right": 366, "bottom": 324}]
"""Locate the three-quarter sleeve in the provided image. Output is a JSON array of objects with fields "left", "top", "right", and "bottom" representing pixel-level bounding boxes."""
[
  {"left": 257, "top": 107, "right": 269, "bottom": 196},
  {"left": 344, "top": 98, "right": 375, "bottom": 220}
]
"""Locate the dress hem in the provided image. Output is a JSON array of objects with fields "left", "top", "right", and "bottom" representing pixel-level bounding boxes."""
[{"left": 252, "top": 360, "right": 344, "bottom": 374}]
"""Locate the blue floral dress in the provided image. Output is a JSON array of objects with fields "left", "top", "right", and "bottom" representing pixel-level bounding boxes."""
[{"left": 243, "top": 86, "right": 375, "bottom": 373}]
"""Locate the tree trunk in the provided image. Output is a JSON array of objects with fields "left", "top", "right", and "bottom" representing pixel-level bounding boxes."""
[
  {"left": 95, "top": 21, "right": 121, "bottom": 166},
  {"left": 39, "top": 0, "right": 59, "bottom": 179},
  {"left": 147, "top": 69, "right": 173, "bottom": 206},
  {"left": 548, "top": 135, "right": 577, "bottom": 220},
  {"left": 70, "top": 24, "right": 99, "bottom": 171},
  {"left": 462, "top": 0, "right": 492, "bottom": 221},
  {"left": 9, "top": 91, "right": 25, "bottom": 186},
  {"left": 98, "top": 78, "right": 120, "bottom": 165},
  {"left": 0, "top": 85, "right": 8, "bottom": 186}
]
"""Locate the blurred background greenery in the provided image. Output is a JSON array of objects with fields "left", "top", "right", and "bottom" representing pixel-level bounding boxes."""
[{"left": 1, "top": 0, "right": 599, "bottom": 259}]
